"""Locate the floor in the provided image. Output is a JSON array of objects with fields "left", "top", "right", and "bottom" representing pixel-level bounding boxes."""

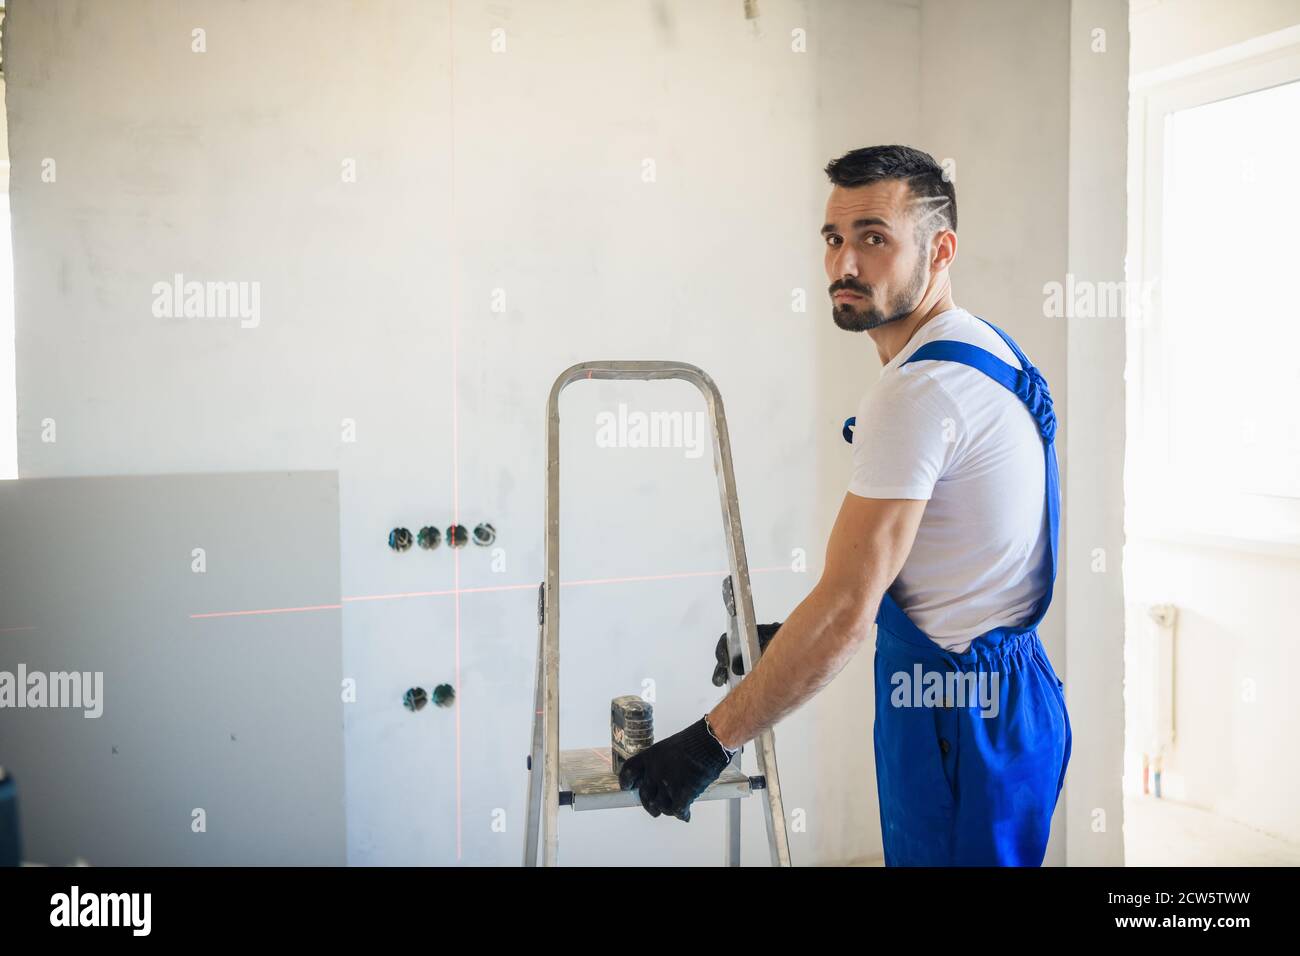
[
  {"left": 848, "top": 794, "right": 1300, "bottom": 866},
  {"left": 1124, "top": 794, "right": 1300, "bottom": 866}
]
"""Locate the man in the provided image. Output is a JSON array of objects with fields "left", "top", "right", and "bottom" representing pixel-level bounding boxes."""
[{"left": 618, "top": 145, "right": 1071, "bottom": 866}]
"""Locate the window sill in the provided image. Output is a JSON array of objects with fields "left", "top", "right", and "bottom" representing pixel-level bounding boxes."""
[{"left": 1125, "top": 520, "right": 1300, "bottom": 561}]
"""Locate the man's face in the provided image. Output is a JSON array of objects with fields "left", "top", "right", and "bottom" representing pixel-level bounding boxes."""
[{"left": 822, "top": 181, "right": 931, "bottom": 332}]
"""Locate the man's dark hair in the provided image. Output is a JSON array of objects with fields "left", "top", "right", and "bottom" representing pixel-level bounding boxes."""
[{"left": 824, "top": 145, "right": 957, "bottom": 241}]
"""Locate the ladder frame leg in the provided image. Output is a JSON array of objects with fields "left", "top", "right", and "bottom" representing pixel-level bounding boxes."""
[
  {"left": 523, "top": 584, "right": 546, "bottom": 866},
  {"left": 725, "top": 761, "right": 742, "bottom": 866},
  {"left": 722, "top": 577, "right": 793, "bottom": 867},
  {"left": 722, "top": 577, "right": 743, "bottom": 867}
]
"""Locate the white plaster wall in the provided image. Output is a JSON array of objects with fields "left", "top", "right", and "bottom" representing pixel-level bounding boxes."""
[
  {"left": 6, "top": 0, "right": 1121, "bottom": 865},
  {"left": 1066, "top": 0, "right": 1130, "bottom": 867},
  {"left": 1130, "top": 0, "right": 1300, "bottom": 74},
  {"left": 5, "top": 0, "right": 924, "bottom": 865}
]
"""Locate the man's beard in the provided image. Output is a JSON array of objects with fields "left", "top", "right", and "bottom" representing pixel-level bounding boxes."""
[{"left": 831, "top": 253, "right": 928, "bottom": 332}]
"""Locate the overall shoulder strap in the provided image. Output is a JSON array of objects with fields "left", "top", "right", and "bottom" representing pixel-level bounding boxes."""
[
  {"left": 842, "top": 317, "right": 1057, "bottom": 447},
  {"left": 902, "top": 320, "right": 1057, "bottom": 446},
  {"left": 839, "top": 342, "right": 1027, "bottom": 444},
  {"left": 902, "top": 339, "right": 1022, "bottom": 394}
]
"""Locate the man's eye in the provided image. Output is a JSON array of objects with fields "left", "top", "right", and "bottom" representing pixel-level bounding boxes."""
[
  {"left": 825, "top": 235, "right": 842, "bottom": 247},
  {"left": 865, "top": 234, "right": 884, "bottom": 246}
]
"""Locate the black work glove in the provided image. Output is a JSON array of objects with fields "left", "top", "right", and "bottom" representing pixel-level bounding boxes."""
[
  {"left": 617, "top": 716, "right": 732, "bottom": 822},
  {"left": 711, "top": 622, "right": 783, "bottom": 686}
]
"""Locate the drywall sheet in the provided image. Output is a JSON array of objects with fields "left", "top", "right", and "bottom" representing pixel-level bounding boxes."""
[{"left": 0, "top": 471, "right": 344, "bottom": 864}]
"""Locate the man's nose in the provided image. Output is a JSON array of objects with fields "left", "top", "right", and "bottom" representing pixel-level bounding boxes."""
[{"left": 829, "top": 244, "right": 860, "bottom": 280}]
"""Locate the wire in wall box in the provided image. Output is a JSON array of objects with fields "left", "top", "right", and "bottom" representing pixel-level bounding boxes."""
[
  {"left": 472, "top": 522, "right": 496, "bottom": 546},
  {"left": 389, "top": 527, "right": 414, "bottom": 552},
  {"left": 418, "top": 526, "right": 442, "bottom": 550},
  {"left": 446, "top": 524, "right": 468, "bottom": 548},
  {"left": 403, "top": 687, "right": 428, "bottom": 712},
  {"left": 610, "top": 696, "right": 654, "bottom": 774}
]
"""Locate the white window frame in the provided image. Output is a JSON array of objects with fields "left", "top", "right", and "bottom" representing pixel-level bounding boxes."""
[{"left": 1126, "top": 24, "right": 1300, "bottom": 557}]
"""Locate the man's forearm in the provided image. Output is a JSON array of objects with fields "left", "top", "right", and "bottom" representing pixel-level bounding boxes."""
[{"left": 706, "top": 583, "right": 878, "bottom": 751}]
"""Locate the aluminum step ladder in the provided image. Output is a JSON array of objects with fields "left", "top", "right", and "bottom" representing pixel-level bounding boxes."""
[{"left": 522, "top": 361, "right": 792, "bottom": 867}]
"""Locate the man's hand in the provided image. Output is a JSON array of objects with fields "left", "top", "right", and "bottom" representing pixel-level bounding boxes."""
[
  {"left": 711, "top": 622, "right": 783, "bottom": 686},
  {"left": 616, "top": 717, "right": 732, "bottom": 822}
]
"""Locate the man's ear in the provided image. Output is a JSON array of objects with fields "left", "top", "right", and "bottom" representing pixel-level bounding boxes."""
[{"left": 931, "top": 228, "right": 957, "bottom": 273}]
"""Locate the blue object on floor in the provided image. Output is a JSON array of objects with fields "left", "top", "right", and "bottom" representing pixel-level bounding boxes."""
[{"left": 0, "top": 769, "right": 21, "bottom": 866}]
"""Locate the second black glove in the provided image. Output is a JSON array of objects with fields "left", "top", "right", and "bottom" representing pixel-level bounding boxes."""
[{"left": 711, "top": 621, "right": 783, "bottom": 686}]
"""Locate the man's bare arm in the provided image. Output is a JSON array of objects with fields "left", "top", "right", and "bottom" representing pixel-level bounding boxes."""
[{"left": 706, "top": 492, "right": 927, "bottom": 751}]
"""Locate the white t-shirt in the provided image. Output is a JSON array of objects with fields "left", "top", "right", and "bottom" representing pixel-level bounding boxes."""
[{"left": 847, "top": 307, "right": 1051, "bottom": 654}]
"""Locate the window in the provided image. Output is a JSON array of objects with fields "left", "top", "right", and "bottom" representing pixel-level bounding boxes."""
[
  {"left": 1128, "top": 30, "right": 1300, "bottom": 547},
  {"left": 1162, "top": 81, "right": 1300, "bottom": 501}
]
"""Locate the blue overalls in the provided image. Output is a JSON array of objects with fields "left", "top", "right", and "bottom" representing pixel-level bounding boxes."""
[{"left": 845, "top": 316, "right": 1071, "bottom": 866}]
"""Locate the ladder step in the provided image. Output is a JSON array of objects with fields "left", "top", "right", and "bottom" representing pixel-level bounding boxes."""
[{"left": 557, "top": 747, "right": 752, "bottom": 812}]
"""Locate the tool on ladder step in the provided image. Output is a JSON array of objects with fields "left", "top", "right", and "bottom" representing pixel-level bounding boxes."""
[
  {"left": 610, "top": 696, "right": 654, "bottom": 774},
  {"left": 522, "top": 361, "right": 792, "bottom": 866}
]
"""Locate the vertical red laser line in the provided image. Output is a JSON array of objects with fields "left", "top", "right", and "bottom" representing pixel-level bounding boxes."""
[{"left": 448, "top": 0, "right": 462, "bottom": 863}]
